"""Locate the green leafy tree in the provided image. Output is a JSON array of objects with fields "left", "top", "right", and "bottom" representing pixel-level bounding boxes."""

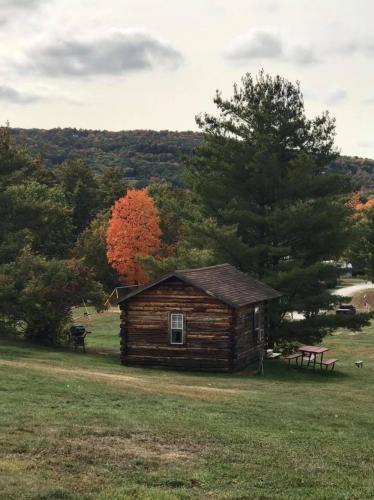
[
  {"left": 347, "top": 207, "right": 374, "bottom": 279},
  {"left": 0, "top": 182, "right": 73, "bottom": 261},
  {"left": 72, "top": 211, "right": 119, "bottom": 291},
  {"left": 141, "top": 244, "right": 216, "bottom": 279},
  {"left": 147, "top": 180, "right": 188, "bottom": 248},
  {"left": 0, "top": 248, "right": 105, "bottom": 344},
  {"left": 0, "top": 133, "right": 104, "bottom": 345},
  {"left": 98, "top": 166, "right": 128, "bottom": 210},
  {"left": 0, "top": 126, "right": 36, "bottom": 189},
  {"left": 142, "top": 180, "right": 218, "bottom": 277},
  {"left": 184, "top": 71, "right": 369, "bottom": 344}
]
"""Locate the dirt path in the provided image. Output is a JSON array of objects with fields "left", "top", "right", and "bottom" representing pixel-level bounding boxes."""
[
  {"left": 0, "top": 358, "right": 244, "bottom": 401},
  {"left": 332, "top": 283, "right": 374, "bottom": 297}
]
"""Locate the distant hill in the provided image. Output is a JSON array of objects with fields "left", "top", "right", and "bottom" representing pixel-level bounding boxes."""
[
  {"left": 329, "top": 156, "right": 374, "bottom": 191},
  {"left": 10, "top": 127, "right": 374, "bottom": 190},
  {"left": 11, "top": 128, "right": 202, "bottom": 186}
]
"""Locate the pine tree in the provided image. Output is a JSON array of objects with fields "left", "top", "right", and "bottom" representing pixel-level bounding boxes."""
[
  {"left": 184, "top": 71, "right": 368, "bottom": 344},
  {"left": 54, "top": 160, "right": 100, "bottom": 234}
]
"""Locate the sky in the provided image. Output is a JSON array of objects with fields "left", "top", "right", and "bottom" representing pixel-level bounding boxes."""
[{"left": 0, "top": 0, "right": 373, "bottom": 157}]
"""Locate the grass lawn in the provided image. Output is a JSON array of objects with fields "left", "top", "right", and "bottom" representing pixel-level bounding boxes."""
[
  {"left": 1, "top": 313, "right": 374, "bottom": 499},
  {"left": 71, "top": 308, "right": 120, "bottom": 352}
]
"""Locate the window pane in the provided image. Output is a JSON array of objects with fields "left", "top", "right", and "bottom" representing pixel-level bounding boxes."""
[
  {"left": 171, "top": 314, "right": 183, "bottom": 329},
  {"left": 170, "top": 314, "right": 184, "bottom": 344},
  {"left": 171, "top": 330, "right": 183, "bottom": 344}
]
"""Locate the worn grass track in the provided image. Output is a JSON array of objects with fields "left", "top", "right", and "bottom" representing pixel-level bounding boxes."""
[{"left": 1, "top": 314, "right": 374, "bottom": 499}]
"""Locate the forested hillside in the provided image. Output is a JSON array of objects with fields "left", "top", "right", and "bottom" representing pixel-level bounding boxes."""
[
  {"left": 11, "top": 128, "right": 202, "bottom": 186},
  {"left": 329, "top": 156, "right": 374, "bottom": 191},
  {"left": 10, "top": 127, "right": 374, "bottom": 190}
]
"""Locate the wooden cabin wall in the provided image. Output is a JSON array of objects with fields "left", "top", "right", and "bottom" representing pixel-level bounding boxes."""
[
  {"left": 120, "top": 277, "right": 234, "bottom": 371},
  {"left": 232, "top": 303, "right": 266, "bottom": 371}
]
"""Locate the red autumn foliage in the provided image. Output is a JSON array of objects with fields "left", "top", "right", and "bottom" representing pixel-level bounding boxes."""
[{"left": 106, "top": 189, "right": 161, "bottom": 284}]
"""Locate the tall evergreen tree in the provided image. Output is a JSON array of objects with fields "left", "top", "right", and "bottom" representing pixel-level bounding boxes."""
[
  {"left": 55, "top": 160, "right": 100, "bottom": 234},
  {"left": 184, "top": 71, "right": 368, "bottom": 344}
]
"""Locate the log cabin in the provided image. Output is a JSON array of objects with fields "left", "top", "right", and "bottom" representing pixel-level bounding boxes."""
[{"left": 118, "top": 263, "right": 281, "bottom": 372}]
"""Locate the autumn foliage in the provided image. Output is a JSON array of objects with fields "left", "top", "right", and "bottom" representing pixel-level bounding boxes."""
[
  {"left": 347, "top": 192, "right": 374, "bottom": 221},
  {"left": 355, "top": 199, "right": 374, "bottom": 212},
  {"left": 106, "top": 189, "right": 161, "bottom": 284}
]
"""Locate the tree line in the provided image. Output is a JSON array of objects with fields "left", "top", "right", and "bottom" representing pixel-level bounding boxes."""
[{"left": 10, "top": 126, "right": 374, "bottom": 191}]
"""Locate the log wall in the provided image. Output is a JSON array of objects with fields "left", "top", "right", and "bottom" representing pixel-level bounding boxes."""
[
  {"left": 232, "top": 303, "right": 266, "bottom": 371},
  {"left": 121, "top": 277, "right": 234, "bottom": 371}
]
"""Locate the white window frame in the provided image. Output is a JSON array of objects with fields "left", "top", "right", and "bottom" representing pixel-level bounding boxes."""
[
  {"left": 169, "top": 313, "right": 185, "bottom": 345},
  {"left": 253, "top": 305, "right": 264, "bottom": 342}
]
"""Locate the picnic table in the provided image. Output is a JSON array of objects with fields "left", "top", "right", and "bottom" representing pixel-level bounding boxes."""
[
  {"left": 284, "top": 345, "right": 338, "bottom": 371},
  {"left": 298, "top": 345, "right": 329, "bottom": 369}
]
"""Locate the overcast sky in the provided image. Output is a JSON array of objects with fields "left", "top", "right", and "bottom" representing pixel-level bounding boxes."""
[{"left": 1, "top": 0, "right": 373, "bottom": 157}]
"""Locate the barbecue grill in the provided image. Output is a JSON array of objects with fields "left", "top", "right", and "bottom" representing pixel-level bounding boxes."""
[{"left": 70, "top": 325, "right": 90, "bottom": 352}]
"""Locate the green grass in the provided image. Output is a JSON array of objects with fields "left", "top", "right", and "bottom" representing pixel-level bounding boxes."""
[
  {"left": 72, "top": 308, "right": 120, "bottom": 351},
  {"left": 1, "top": 314, "right": 374, "bottom": 499}
]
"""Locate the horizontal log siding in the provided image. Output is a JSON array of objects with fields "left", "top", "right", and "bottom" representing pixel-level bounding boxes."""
[
  {"left": 232, "top": 303, "right": 266, "bottom": 371},
  {"left": 121, "top": 278, "right": 234, "bottom": 371}
]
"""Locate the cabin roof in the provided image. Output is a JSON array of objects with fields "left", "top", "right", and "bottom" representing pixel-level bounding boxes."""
[{"left": 118, "top": 263, "right": 282, "bottom": 308}]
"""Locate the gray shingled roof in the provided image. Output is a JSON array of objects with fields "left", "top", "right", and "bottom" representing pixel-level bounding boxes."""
[{"left": 118, "top": 263, "right": 281, "bottom": 308}]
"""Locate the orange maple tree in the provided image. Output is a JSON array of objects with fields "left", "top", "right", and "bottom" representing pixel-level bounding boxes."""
[
  {"left": 355, "top": 199, "right": 374, "bottom": 212},
  {"left": 106, "top": 189, "right": 161, "bottom": 284},
  {"left": 347, "top": 192, "right": 374, "bottom": 220}
]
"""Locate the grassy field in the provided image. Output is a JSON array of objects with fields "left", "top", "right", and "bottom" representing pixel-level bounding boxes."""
[
  {"left": 71, "top": 308, "right": 120, "bottom": 351},
  {"left": 1, "top": 311, "right": 374, "bottom": 499}
]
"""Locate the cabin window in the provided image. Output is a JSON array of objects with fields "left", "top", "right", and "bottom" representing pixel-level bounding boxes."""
[{"left": 169, "top": 313, "right": 185, "bottom": 345}]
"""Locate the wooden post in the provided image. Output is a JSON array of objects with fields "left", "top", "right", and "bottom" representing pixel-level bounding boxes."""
[
  {"left": 116, "top": 288, "right": 120, "bottom": 312},
  {"left": 120, "top": 305, "right": 127, "bottom": 364},
  {"left": 82, "top": 299, "right": 91, "bottom": 321}
]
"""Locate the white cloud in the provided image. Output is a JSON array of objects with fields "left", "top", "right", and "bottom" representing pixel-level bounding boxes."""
[
  {"left": 224, "top": 29, "right": 374, "bottom": 67},
  {"left": 223, "top": 29, "right": 319, "bottom": 65},
  {"left": 0, "top": 0, "right": 50, "bottom": 26},
  {"left": 332, "top": 37, "right": 374, "bottom": 57},
  {"left": 16, "top": 30, "right": 183, "bottom": 78},
  {"left": 290, "top": 45, "right": 319, "bottom": 65},
  {"left": 325, "top": 88, "right": 347, "bottom": 105},
  {"left": 224, "top": 30, "right": 283, "bottom": 61},
  {"left": 0, "top": 0, "right": 46, "bottom": 6},
  {"left": 0, "top": 84, "right": 42, "bottom": 104}
]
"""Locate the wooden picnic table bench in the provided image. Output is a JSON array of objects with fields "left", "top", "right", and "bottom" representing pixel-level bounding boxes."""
[
  {"left": 321, "top": 358, "right": 338, "bottom": 371},
  {"left": 284, "top": 352, "right": 302, "bottom": 367}
]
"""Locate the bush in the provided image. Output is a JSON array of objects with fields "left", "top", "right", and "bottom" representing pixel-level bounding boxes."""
[{"left": 0, "top": 248, "right": 105, "bottom": 345}]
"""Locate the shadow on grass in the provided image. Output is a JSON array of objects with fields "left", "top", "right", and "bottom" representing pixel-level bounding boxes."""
[
  {"left": 0, "top": 336, "right": 120, "bottom": 366},
  {"left": 248, "top": 360, "right": 351, "bottom": 384},
  {"left": 0, "top": 336, "right": 352, "bottom": 386}
]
